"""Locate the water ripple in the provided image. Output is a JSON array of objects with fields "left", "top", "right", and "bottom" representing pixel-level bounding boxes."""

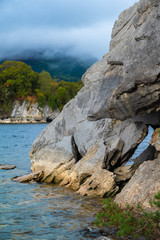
[{"left": 0, "top": 124, "right": 103, "bottom": 240}]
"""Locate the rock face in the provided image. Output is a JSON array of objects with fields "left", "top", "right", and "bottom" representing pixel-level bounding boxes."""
[
  {"left": 115, "top": 157, "right": 160, "bottom": 210},
  {"left": 115, "top": 128, "right": 159, "bottom": 209},
  {"left": 0, "top": 100, "right": 59, "bottom": 123},
  {"left": 150, "top": 128, "right": 160, "bottom": 152},
  {"left": 30, "top": 0, "right": 160, "bottom": 201},
  {"left": 85, "top": 0, "right": 160, "bottom": 123},
  {"left": 30, "top": 102, "right": 146, "bottom": 196}
]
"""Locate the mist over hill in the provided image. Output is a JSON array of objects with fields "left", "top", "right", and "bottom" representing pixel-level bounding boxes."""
[{"left": 0, "top": 51, "right": 97, "bottom": 82}]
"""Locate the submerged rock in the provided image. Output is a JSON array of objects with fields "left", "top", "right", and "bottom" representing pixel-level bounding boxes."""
[{"left": 0, "top": 165, "right": 16, "bottom": 170}]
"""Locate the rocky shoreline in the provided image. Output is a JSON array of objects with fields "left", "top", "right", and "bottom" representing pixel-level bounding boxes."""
[
  {"left": 0, "top": 117, "right": 51, "bottom": 124},
  {"left": 29, "top": 0, "right": 160, "bottom": 211},
  {"left": 0, "top": 100, "right": 59, "bottom": 124},
  {"left": 0, "top": 118, "right": 48, "bottom": 124}
]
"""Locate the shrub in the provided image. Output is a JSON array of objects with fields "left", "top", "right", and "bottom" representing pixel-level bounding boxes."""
[{"left": 95, "top": 192, "right": 160, "bottom": 239}]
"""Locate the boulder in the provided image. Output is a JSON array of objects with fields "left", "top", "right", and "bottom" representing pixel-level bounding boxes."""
[{"left": 115, "top": 157, "right": 160, "bottom": 210}]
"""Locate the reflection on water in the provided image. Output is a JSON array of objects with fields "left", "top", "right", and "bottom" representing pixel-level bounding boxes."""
[{"left": 0, "top": 124, "right": 103, "bottom": 240}]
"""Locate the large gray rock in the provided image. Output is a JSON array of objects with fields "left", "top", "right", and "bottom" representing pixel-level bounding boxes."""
[
  {"left": 30, "top": 0, "right": 158, "bottom": 197},
  {"left": 85, "top": 0, "right": 160, "bottom": 123},
  {"left": 115, "top": 157, "right": 160, "bottom": 210},
  {"left": 30, "top": 84, "right": 146, "bottom": 196}
]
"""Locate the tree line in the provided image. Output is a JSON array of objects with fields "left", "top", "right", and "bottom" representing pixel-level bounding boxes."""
[{"left": 0, "top": 61, "right": 83, "bottom": 116}]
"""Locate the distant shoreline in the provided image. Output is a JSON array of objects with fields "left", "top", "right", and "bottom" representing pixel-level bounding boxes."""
[{"left": 0, "top": 118, "right": 49, "bottom": 124}]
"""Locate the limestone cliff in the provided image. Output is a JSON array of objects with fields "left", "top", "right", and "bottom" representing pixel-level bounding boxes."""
[
  {"left": 30, "top": 0, "right": 160, "bottom": 208},
  {"left": 0, "top": 100, "right": 59, "bottom": 123}
]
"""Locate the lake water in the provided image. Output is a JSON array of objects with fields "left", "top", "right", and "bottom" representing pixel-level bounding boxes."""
[
  {"left": 0, "top": 124, "right": 154, "bottom": 240},
  {"left": 0, "top": 124, "right": 105, "bottom": 240}
]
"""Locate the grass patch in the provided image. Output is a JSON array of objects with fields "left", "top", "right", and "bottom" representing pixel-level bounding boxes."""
[{"left": 95, "top": 192, "right": 160, "bottom": 239}]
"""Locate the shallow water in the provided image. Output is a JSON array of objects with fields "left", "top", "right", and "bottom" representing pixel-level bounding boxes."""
[
  {"left": 0, "top": 124, "right": 104, "bottom": 240},
  {"left": 0, "top": 124, "right": 154, "bottom": 240}
]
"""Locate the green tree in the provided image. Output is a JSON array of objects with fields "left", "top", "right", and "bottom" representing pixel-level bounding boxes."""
[
  {"left": 0, "top": 83, "right": 12, "bottom": 116},
  {"left": 48, "top": 94, "right": 57, "bottom": 110},
  {"left": 0, "top": 60, "right": 84, "bottom": 115},
  {"left": 38, "top": 70, "right": 53, "bottom": 95},
  {"left": 34, "top": 89, "right": 46, "bottom": 108},
  {"left": 0, "top": 61, "right": 39, "bottom": 98}
]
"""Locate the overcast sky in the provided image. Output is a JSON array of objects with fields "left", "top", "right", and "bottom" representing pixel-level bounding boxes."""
[{"left": 0, "top": 0, "right": 138, "bottom": 60}]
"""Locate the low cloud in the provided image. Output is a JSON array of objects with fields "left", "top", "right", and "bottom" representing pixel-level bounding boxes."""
[
  {"left": 0, "top": 0, "right": 138, "bottom": 60},
  {"left": 0, "top": 21, "right": 113, "bottom": 59}
]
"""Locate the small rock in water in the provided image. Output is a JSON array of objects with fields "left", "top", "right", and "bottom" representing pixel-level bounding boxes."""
[
  {"left": 0, "top": 165, "right": 16, "bottom": 170},
  {"left": 12, "top": 170, "right": 44, "bottom": 183}
]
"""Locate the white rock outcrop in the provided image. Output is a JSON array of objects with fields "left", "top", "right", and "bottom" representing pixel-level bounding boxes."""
[{"left": 0, "top": 100, "right": 59, "bottom": 123}]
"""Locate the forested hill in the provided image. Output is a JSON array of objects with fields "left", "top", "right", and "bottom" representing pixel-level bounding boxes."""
[
  {"left": 0, "top": 55, "right": 97, "bottom": 82},
  {"left": 0, "top": 61, "right": 83, "bottom": 117}
]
